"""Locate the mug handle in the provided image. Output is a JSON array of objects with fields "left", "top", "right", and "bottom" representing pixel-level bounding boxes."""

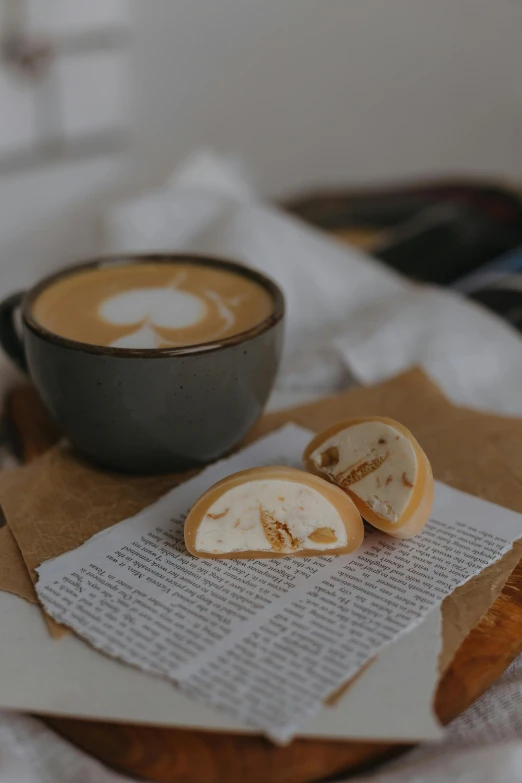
[{"left": 0, "top": 292, "right": 28, "bottom": 373}]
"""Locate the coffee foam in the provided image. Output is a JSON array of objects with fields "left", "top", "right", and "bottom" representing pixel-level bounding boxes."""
[{"left": 32, "top": 262, "right": 274, "bottom": 349}]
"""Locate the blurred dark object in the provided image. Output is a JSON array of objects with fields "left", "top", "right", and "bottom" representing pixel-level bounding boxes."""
[
  {"left": 372, "top": 200, "right": 522, "bottom": 286},
  {"left": 453, "top": 245, "right": 522, "bottom": 333},
  {"left": 284, "top": 181, "right": 522, "bottom": 286},
  {"left": 471, "top": 285, "right": 522, "bottom": 332}
]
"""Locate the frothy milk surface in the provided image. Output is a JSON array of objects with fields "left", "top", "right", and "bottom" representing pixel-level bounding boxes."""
[{"left": 32, "top": 262, "right": 274, "bottom": 349}]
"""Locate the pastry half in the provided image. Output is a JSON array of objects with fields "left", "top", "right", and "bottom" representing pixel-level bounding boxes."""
[
  {"left": 184, "top": 465, "right": 364, "bottom": 558},
  {"left": 303, "top": 417, "right": 434, "bottom": 539}
]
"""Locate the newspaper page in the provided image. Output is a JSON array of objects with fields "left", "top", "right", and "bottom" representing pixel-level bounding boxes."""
[{"left": 36, "top": 425, "right": 522, "bottom": 743}]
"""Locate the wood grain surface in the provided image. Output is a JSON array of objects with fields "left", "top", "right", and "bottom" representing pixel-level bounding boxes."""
[{"left": 5, "top": 384, "right": 522, "bottom": 783}]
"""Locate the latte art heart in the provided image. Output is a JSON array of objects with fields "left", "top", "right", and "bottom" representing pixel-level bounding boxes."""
[
  {"left": 100, "top": 285, "right": 245, "bottom": 348},
  {"left": 99, "top": 287, "right": 208, "bottom": 329}
]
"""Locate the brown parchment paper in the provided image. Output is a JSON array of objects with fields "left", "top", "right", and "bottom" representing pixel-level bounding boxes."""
[
  {"left": 1, "top": 368, "right": 521, "bottom": 669},
  {"left": 0, "top": 521, "right": 37, "bottom": 604}
]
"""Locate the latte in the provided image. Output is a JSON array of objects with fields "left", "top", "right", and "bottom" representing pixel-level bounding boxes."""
[{"left": 32, "top": 261, "right": 274, "bottom": 349}]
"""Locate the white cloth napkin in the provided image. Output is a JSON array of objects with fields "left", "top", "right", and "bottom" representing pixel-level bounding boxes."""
[
  {"left": 0, "top": 711, "right": 144, "bottom": 783},
  {"left": 335, "top": 284, "right": 522, "bottom": 416}
]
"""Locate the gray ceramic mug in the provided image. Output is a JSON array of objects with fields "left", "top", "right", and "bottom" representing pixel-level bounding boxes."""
[{"left": 0, "top": 254, "right": 285, "bottom": 473}]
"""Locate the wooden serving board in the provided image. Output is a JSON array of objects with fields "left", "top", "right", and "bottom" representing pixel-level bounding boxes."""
[{"left": 5, "top": 385, "right": 522, "bottom": 783}]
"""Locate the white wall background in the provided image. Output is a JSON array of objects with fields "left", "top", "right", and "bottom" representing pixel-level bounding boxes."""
[
  {"left": 130, "top": 0, "right": 522, "bottom": 195},
  {"left": 0, "top": 0, "right": 521, "bottom": 293}
]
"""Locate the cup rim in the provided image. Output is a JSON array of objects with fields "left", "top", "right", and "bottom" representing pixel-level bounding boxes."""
[{"left": 23, "top": 253, "right": 285, "bottom": 358}]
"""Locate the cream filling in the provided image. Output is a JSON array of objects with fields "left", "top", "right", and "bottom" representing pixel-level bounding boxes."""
[
  {"left": 310, "top": 422, "right": 418, "bottom": 523},
  {"left": 194, "top": 479, "right": 347, "bottom": 554}
]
